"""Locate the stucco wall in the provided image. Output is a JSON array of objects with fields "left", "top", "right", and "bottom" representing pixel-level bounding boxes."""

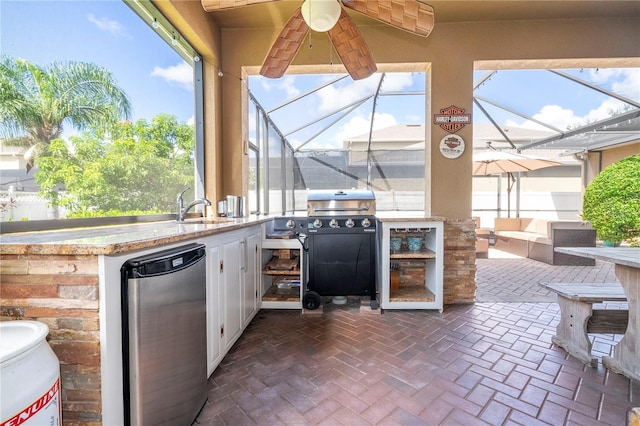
[
  {"left": 216, "top": 17, "right": 639, "bottom": 218},
  {"left": 584, "top": 142, "right": 640, "bottom": 189}
]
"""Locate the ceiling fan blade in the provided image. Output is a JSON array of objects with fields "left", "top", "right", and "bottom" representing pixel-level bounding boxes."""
[
  {"left": 341, "top": 0, "right": 434, "bottom": 37},
  {"left": 327, "top": 10, "right": 377, "bottom": 80},
  {"left": 260, "top": 8, "right": 309, "bottom": 79},
  {"left": 202, "top": 0, "right": 279, "bottom": 12}
]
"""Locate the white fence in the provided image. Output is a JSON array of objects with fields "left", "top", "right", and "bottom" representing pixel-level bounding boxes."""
[{"left": 0, "top": 191, "right": 65, "bottom": 222}]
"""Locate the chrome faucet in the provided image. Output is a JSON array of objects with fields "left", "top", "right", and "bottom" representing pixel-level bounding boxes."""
[{"left": 176, "top": 188, "right": 212, "bottom": 222}]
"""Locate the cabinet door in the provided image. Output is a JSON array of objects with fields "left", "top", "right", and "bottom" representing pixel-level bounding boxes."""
[
  {"left": 242, "top": 231, "right": 260, "bottom": 327},
  {"left": 206, "top": 245, "right": 222, "bottom": 376},
  {"left": 223, "top": 239, "right": 242, "bottom": 350}
]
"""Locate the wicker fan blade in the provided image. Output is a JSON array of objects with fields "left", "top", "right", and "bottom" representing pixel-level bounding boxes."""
[
  {"left": 327, "top": 9, "right": 377, "bottom": 80},
  {"left": 341, "top": 0, "right": 434, "bottom": 37},
  {"left": 260, "top": 8, "right": 309, "bottom": 79},
  {"left": 202, "top": 0, "right": 278, "bottom": 12}
]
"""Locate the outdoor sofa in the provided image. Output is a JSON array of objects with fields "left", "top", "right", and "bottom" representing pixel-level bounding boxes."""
[
  {"left": 474, "top": 217, "right": 490, "bottom": 258},
  {"left": 493, "top": 218, "right": 596, "bottom": 265}
]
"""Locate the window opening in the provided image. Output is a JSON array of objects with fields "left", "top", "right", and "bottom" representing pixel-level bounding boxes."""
[
  {"left": 1, "top": 0, "right": 201, "bottom": 231},
  {"left": 248, "top": 71, "right": 428, "bottom": 214},
  {"left": 471, "top": 65, "right": 639, "bottom": 223}
]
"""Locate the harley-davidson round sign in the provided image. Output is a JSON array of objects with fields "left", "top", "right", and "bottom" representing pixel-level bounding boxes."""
[{"left": 439, "top": 134, "right": 465, "bottom": 159}]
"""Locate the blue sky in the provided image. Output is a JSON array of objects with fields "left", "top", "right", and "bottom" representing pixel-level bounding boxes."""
[
  {"left": 248, "top": 66, "right": 639, "bottom": 151},
  {"left": 474, "top": 68, "right": 640, "bottom": 133},
  {"left": 1, "top": 0, "right": 194, "bottom": 136},
  {"left": 249, "top": 72, "right": 426, "bottom": 150},
  {"left": 2, "top": 0, "right": 638, "bottom": 149}
]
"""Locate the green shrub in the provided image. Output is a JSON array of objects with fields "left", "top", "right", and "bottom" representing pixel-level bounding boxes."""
[{"left": 582, "top": 154, "right": 640, "bottom": 246}]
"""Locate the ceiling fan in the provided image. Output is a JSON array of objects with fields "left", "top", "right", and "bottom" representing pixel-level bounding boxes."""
[{"left": 201, "top": 0, "right": 434, "bottom": 80}]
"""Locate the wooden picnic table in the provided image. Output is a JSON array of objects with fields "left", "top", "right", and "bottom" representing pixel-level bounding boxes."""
[{"left": 555, "top": 247, "right": 640, "bottom": 381}]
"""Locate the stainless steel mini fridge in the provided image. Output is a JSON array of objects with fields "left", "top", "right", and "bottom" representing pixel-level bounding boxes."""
[{"left": 121, "top": 243, "right": 207, "bottom": 426}]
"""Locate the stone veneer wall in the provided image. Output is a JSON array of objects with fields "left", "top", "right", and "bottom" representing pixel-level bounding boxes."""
[
  {"left": 443, "top": 218, "right": 477, "bottom": 304},
  {"left": 0, "top": 219, "right": 477, "bottom": 425},
  {"left": 0, "top": 254, "right": 102, "bottom": 426}
]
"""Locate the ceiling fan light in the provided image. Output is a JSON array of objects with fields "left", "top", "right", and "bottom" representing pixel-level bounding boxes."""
[{"left": 301, "top": 0, "right": 341, "bottom": 32}]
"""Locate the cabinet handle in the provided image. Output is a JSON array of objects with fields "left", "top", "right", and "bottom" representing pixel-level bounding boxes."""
[{"left": 240, "top": 240, "right": 246, "bottom": 271}]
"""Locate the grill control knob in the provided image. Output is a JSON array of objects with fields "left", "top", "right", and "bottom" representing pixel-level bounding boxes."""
[
  {"left": 361, "top": 218, "right": 372, "bottom": 228},
  {"left": 329, "top": 219, "right": 340, "bottom": 228},
  {"left": 313, "top": 219, "right": 323, "bottom": 228},
  {"left": 286, "top": 220, "right": 296, "bottom": 229},
  {"left": 345, "top": 218, "right": 355, "bottom": 228}
]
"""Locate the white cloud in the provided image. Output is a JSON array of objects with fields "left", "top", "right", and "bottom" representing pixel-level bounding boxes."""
[
  {"left": 187, "top": 115, "right": 195, "bottom": 126},
  {"left": 587, "top": 67, "right": 619, "bottom": 84},
  {"left": 150, "top": 62, "right": 193, "bottom": 91},
  {"left": 87, "top": 13, "right": 130, "bottom": 38},
  {"left": 260, "top": 76, "right": 301, "bottom": 99},
  {"left": 380, "top": 73, "right": 415, "bottom": 91},
  {"left": 340, "top": 112, "right": 398, "bottom": 140},
  {"left": 531, "top": 104, "right": 582, "bottom": 130},
  {"left": 612, "top": 69, "right": 640, "bottom": 101},
  {"left": 316, "top": 73, "right": 414, "bottom": 113},
  {"left": 298, "top": 112, "right": 398, "bottom": 150},
  {"left": 509, "top": 68, "right": 639, "bottom": 131},
  {"left": 514, "top": 97, "right": 629, "bottom": 131}
]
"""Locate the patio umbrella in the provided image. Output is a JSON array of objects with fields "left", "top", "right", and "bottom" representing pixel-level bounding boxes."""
[{"left": 472, "top": 150, "right": 561, "bottom": 217}]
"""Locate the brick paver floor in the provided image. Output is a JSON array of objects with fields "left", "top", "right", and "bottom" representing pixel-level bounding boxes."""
[
  {"left": 476, "top": 248, "right": 618, "bottom": 303},
  {"left": 195, "top": 249, "right": 637, "bottom": 425}
]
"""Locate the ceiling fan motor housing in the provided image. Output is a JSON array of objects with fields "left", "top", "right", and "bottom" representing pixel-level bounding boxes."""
[{"left": 301, "top": 0, "right": 342, "bottom": 32}]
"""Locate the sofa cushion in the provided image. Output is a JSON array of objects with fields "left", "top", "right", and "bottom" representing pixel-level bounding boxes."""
[
  {"left": 522, "top": 219, "right": 548, "bottom": 235},
  {"left": 493, "top": 217, "right": 595, "bottom": 265},
  {"left": 494, "top": 218, "right": 521, "bottom": 231},
  {"left": 527, "top": 234, "right": 552, "bottom": 245},
  {"left": 495, "top": 230, "right": 542, "bottom": 240},
  {"left": 495, "top": 230, "right": 552, "bottom": 244}
]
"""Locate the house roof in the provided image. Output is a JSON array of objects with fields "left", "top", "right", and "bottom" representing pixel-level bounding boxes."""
[
  {"left": 345, "top": 123, "right": 558, "bottom": 149},
  {"left": 0, "top": 140, "right": 26, "bottom": 156},
  {"left": 343, "top": 123, "right": 582, "bottom": 164},
  {"left": 345, "top": 124, "right": 425, "bottom": 144}
]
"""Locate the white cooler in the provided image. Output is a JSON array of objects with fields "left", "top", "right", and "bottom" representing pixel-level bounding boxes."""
[{"left": 1, "top": 321, "right": 61, "bottom": 425}]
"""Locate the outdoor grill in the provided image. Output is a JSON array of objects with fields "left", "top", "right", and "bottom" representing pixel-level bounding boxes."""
[{"left": 273, "top": 189, "right": 378, "bottom": 310}]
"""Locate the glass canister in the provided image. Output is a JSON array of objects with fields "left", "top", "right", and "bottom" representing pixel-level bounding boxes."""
[
  {"left": 390, "top": 237, "right": 403, "bottom": 252},
  {"left": 407, "top": 234, "right": 423, "bottom": 251}
]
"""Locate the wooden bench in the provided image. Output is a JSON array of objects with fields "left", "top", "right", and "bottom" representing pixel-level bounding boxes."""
[{"left": 540, "top": 282, "right": 628, "bottom": 367}]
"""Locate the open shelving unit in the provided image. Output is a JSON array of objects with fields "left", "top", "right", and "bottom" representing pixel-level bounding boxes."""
[
  {"left": 380, "top": 221, "right": 443, "bottom": 310},
  {"left": 261, "top": 230, "right": 304, "bottom": 309}
]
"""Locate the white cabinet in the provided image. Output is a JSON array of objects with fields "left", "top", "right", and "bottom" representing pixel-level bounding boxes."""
[
  {"left": 205, "top": 244, "right": 223, "bottom": 375},
  {"left": 201, "top": 225, "right": 261, "bottom": 376},
  {"left": 379, "top": 221, "right": 443, "bottom": 311},
  {"left": 242, "top": 231, "right": 260, "bottom": 328},
  {"left": 222, "top": 238, "right": 243, "bottom": 349}
]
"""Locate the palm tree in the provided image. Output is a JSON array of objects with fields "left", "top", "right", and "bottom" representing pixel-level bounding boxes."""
[{"left": 0, "top": 55, "right": 131, "bottom": 171}]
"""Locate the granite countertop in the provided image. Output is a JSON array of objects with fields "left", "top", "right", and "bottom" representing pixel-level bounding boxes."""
[
  {"left": 0, "top": 216, "right": 272, "bottom": 256},
  {"left": 0, "top": 212, "right": 447, "bottom": 256},
  {"left": 375, "top": 212, "right": 446, "bottom": 222}
]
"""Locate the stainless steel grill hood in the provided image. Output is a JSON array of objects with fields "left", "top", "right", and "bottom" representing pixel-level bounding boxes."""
[{"left": 307, "top": 189, "right": 376, "bottom": 217}]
